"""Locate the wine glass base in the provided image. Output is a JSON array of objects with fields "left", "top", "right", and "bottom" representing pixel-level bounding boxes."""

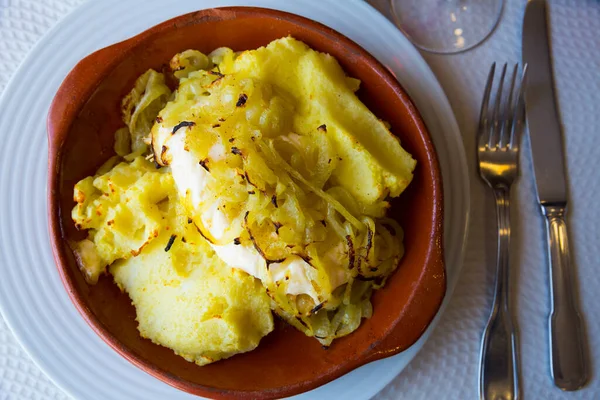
[{"left": 390, "top": 0, "right": 504, "bottom": 54}]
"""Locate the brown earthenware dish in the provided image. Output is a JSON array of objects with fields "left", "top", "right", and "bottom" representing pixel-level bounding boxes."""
[{"left": 47, "top": 7, "right": 445, "bottom": 400}]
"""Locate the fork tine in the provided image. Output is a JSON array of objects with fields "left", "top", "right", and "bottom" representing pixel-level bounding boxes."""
[
  {"left": 509, "top": 64, "right": 528, "bottom": 150},
  {"left": 478, "top": 63, "right": 496, "bottom": 149},
  {"left": 499, "top": 64, "right": 519, "bottom": 148},
  {"left": 489, "top": 63, "right": 507, "bottom": 149}
]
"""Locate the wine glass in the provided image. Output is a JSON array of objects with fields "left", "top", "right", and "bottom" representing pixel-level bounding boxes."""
[{"left": 389, "top": 0, "right": 504, "bottom": 54}]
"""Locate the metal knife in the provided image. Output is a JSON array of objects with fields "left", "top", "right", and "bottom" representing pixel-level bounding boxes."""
[{"left": 522, "top": 0, "right": 588, "bottom": 391}]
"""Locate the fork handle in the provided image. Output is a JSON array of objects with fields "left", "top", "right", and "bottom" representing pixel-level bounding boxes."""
[
  {"left": 480, "top": 188, "right": 519, "bottom": 400},
  {"left": 541, "top": 204, "right": 588, "bottom": 390}
]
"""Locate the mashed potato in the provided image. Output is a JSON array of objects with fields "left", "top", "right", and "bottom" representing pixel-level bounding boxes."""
[
  {"left": 111, "top": 230, "right": 273, "bottom": 366},
  {"left": 72, "top": 156, "right": 273, "bottom": 365}
]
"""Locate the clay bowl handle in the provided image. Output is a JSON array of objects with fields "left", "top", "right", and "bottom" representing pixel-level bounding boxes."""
[{"left": 47, "top": 38, "right": 139, "bottom": 155}]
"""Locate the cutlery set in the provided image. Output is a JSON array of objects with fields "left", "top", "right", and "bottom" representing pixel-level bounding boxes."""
[{"left": 478, "top": 1, "right": 588, "bottom": 398}]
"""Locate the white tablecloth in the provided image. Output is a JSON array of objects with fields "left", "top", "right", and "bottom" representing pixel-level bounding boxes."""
[{"left": 0, "top": 0, "right": 598, "bottom": 398}]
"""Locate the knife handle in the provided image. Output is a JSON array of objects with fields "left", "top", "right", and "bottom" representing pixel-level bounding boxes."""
[{"left": 541, "top": 204, "right": 588, "bottom": 390}]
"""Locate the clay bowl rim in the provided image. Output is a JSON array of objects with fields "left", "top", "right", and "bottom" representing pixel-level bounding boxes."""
[{"left": 46, "top": 6, "right": 445, "bottom": 400}]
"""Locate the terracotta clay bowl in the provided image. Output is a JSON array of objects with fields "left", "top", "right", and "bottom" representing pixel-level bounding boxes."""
[{"left": 47, "top": 7, "right": 445, "bottom": 400}]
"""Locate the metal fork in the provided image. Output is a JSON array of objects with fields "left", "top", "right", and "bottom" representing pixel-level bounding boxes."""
[{"left": 477, "top": 63, "right": 528, "bottom": 400}]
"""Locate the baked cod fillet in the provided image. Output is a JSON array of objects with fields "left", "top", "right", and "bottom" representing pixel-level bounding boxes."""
[{"left": 147, "top": 37, "right": 413, "bottom": 346}]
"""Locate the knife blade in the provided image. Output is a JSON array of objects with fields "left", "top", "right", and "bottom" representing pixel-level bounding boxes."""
[
  {"left": 522, "top": 0, "right": 588, "bottom": 391},
  {"left": 522, "top": 0, "right": 566, "bottom": 205}
]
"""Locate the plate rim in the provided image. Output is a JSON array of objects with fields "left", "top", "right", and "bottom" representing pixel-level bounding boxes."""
[{"left": 0, "top": 0, "right": 470, "bottom": 399}]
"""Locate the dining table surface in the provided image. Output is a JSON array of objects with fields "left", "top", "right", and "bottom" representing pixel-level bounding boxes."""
[{"left": 0, "top": 0, "right": 598, "bottom": 399}]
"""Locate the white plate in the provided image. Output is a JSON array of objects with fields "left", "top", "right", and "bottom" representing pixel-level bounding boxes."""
[{"left": 0, "top": 0, "right": 469, "bottom": 399}]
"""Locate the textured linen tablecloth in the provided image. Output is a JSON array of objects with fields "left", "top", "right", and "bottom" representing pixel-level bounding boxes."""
[{"left": 0, "top": 0, "right": 598, "bottom": 399}]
